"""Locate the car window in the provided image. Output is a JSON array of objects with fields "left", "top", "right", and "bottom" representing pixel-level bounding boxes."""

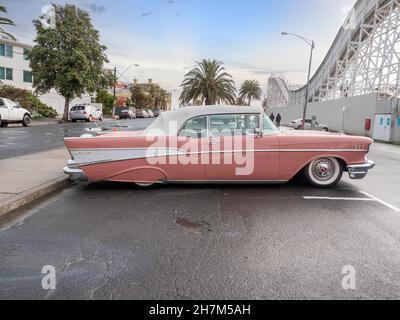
[
  {"left": 179, "top": 116, "right": 207, "bottom": 139},
  {"left": 263, "top": 113, "right": 279, "bottom": 134},
  {"left": 210, "top": 114, "right": 260, "bottom": 136},
  {"left": 210, "top": 114, "right": 237, "bottom": 136}
]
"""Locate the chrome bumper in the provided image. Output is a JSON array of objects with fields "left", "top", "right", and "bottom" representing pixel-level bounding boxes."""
[
  {"left": 63, "top": 160, "right": 88, "bottom": 181},
  {"left": 347, "top": 160, "right": 375, "bottom": 180}
]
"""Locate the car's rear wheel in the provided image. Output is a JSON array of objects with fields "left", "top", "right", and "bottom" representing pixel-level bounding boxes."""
[
  {"left": 322, "top": 127, "right": 329, "bottom": 132},
  {"left": 22, "top": 114, "right": 31, "bottom": 127},
  {"left": 1, "top": 122, "right": 8, "bottom": 127},
  {"left": 304, "top": 157, "right": 343, "bottom": 188}
]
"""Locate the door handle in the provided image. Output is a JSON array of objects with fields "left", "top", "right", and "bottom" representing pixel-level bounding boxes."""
[{"left": 208, "top": 138, "right": 221, "bottom": 145}]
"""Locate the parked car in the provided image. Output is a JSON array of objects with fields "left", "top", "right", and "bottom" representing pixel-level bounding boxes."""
[
  {"left": 146, "top": 109, "right": 155, "bottom": 118},
  {"left": 290, "top": 118, "right": 329, "bottom": 131},
  {"left": 64, "top": 105, "right": 374, "bottom": 188},
  {"left": 0, "top": 98, "right": 32, "bottom": 127},
  {"left": 119, "top": 109, "right": 136, "bottom": 119},
  {"left": 153, "top": 109, "right": 162, "bottom": 117},
  {"left": 69, "top": 105, "right": 103, "bottom": 122},
  {"left": 137, "top": 109, "right": 149, "bottom": 118}
]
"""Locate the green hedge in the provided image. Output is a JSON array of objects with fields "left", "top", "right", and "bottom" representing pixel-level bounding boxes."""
[{"left": 0, "top": 85, "right": 58, "bottom": 118}]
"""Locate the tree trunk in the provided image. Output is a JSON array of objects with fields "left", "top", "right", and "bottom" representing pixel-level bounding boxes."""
[
  {"left": 62, "top": 96, "right": 70, "bottom": 122},
  {"left": 248, "top": 97, "right": 251, "bottom": 106}
]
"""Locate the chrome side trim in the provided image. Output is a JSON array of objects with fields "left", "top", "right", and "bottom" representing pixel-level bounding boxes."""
[
  {"left": 71, "top": 147, "right": 367, "bottom": 153},
  {"left": 168, "top": 180, "right": 288, "bottom": 185},
  {"left": 347, "top": 160, "right": 375, "bottom": 180},
  {"left": 67, "top": 147, "right": 368, "bottom": 168}
]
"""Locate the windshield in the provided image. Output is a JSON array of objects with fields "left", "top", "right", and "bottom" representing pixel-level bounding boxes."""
[{"left": 263, "top": 113, "right": 279, "bottom": 135}]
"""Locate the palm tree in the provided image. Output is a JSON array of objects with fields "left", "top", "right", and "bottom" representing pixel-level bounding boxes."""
[
  {"left": 179, "top": 59, "right": 236, "bottom": 106},
  {"left": 0, "top": 5, "right": 15, "bottom": 40},
  {"left": 239, "top": 80, "right": 263, "bottom": 106}
]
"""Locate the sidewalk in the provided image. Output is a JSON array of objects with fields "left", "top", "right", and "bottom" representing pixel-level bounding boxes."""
[{"left": 0, "top": 148, "right": 70, "bottom": 216}]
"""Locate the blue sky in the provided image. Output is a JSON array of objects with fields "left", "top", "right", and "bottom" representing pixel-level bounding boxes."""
[{"left": 3, "top": 0, "right": 356, "bottom": 105}]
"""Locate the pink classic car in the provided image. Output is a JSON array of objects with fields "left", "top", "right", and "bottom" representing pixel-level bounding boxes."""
[{"left": 63, "top": 105, "right": 374, "bottom": 188}]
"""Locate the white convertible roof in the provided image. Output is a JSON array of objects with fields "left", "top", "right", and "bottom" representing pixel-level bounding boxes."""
[{"left": 141, "top": 105, "right": 264, "bottom": 136}]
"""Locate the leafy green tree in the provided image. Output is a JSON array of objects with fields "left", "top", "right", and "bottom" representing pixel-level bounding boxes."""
[
  {"left": 179, "top": 59, "right": 236, "bottom": 106},
  {"left": 0, "top": 5, "right": 15, "bottom": 40},
  {"left": 95, "top": 89, "right": 114, "bottom": 115},
  {"left": 131, "top": 83, "right": 168, "bottom": 109},
  {"left": 130, "top": 85, "right": 151, "bottom": 109},
  {"left": 239, "top": 80, "right": 263, "bottom": 106},
  {"left": 30, "top": 4, "right": 110, "bottom": 121}
]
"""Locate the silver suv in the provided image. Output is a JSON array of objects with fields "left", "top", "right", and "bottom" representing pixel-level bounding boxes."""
[{"left": 69, "top": 105, "right": 103, "bottom": 122}]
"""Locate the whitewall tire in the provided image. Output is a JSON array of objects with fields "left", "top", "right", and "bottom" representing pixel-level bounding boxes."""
[{"left": 304, "top": 157, "right": 343, "bottom": 188}]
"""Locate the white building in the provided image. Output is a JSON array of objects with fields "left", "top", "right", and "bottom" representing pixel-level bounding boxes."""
[{"left": 0, "top": 38, "right": 90, "bottom": 115}]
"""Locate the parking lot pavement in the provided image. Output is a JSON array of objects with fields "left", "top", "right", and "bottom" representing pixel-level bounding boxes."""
[
  {"left": 0, "top": 118, "right": 154, "bottom": 160},
  {"left": 1, "top": 179, "right": 400, "bottom": 300}
]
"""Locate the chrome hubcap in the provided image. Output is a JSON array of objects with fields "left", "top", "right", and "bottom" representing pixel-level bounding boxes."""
[{"left": 312, "top": 159, "right": 335, "bottom": 181}]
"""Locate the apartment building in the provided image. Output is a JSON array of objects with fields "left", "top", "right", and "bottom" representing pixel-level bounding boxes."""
[{"left": 0, "top": 38, "right": 90, "bottom": 115}]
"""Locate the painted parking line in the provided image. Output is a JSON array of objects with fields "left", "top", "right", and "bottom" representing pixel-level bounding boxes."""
[
  {"left": 359, "top": 191, "right": 400, "bottom": 212},
  {"left": 303, "top": 193, "right": 400, "bottom": 212},
  {"left": 303, "top": 196, "right": 375, "bottom": 201}
]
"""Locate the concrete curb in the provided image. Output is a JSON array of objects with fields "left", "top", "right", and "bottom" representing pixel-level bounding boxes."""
[{"left": 0, "top": 176, "right": 71, "bottom": 217}]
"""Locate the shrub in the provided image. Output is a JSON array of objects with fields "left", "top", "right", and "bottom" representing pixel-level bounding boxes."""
[
  {"left": 0, "top": 84, "right": 57, "bottom": 118},
  {"left": 95, "top": 89, "right": 114, "bottom": 115}
]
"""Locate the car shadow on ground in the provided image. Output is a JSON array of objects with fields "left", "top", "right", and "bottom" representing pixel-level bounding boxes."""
[{"left": 79, "top": 175, "right": 361, "bottom": 196}]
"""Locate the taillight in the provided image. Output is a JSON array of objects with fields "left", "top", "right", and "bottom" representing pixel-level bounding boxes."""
[{"left": 83, "top": 111, "right": 87, "bottom": 114}]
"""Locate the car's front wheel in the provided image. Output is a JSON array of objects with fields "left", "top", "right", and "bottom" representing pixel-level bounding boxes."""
[
  {"left": 304, "top": 157, "right": 343, "bottom": 188},
  {"left": 22, "top": 114, "right": 31, "bottom": 127}
]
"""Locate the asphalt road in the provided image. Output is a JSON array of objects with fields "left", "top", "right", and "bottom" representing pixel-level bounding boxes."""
[
  {"left": 0, "top": 141, "right": 400, "bottom": 299},
  {"left": 0, "top": 118, "right": 153, "bottom": 159}
]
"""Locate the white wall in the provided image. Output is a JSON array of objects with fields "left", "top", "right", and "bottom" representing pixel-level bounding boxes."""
[
  {"left": 0, "top": 40, "right": 91, "bottom": 116},
  {"left": 40, "top": 92, "right": 91, "bottom": 115},
  {"left": 0, "top": 43, "right": 31, "bottom": 90},
  {"left": 268, "top": 94, "right": 378, "bottom": 137}
]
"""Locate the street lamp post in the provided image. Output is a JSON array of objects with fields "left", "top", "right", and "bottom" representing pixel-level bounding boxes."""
[
  {"left": 281, "top": 32, "right": 315, "bottom": 130},
  {"left": 112, "top": 64, "right": 141, "bottom": 102}
]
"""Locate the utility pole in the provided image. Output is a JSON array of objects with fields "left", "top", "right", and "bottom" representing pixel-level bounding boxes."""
[{"left": 113, "top": 66, "right": 117, "bottom": 103}]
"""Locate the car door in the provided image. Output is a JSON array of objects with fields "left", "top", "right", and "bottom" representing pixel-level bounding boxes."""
[
  {"left": 0, "top": 99, "right": 9, "bottom": 120},
  {"left": 7, "top": 100, "right": 23, "bottom": 121},
  {"left": 164, "top": 115, "right": 208, "bottom": 182},
  {"left": 205, "top": 113, "right": 280, "bottom": 182}
]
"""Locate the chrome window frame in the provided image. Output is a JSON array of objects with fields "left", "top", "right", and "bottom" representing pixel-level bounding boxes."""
[{"left": 177, "top": 113, "right": 265, "bottom": 139}]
